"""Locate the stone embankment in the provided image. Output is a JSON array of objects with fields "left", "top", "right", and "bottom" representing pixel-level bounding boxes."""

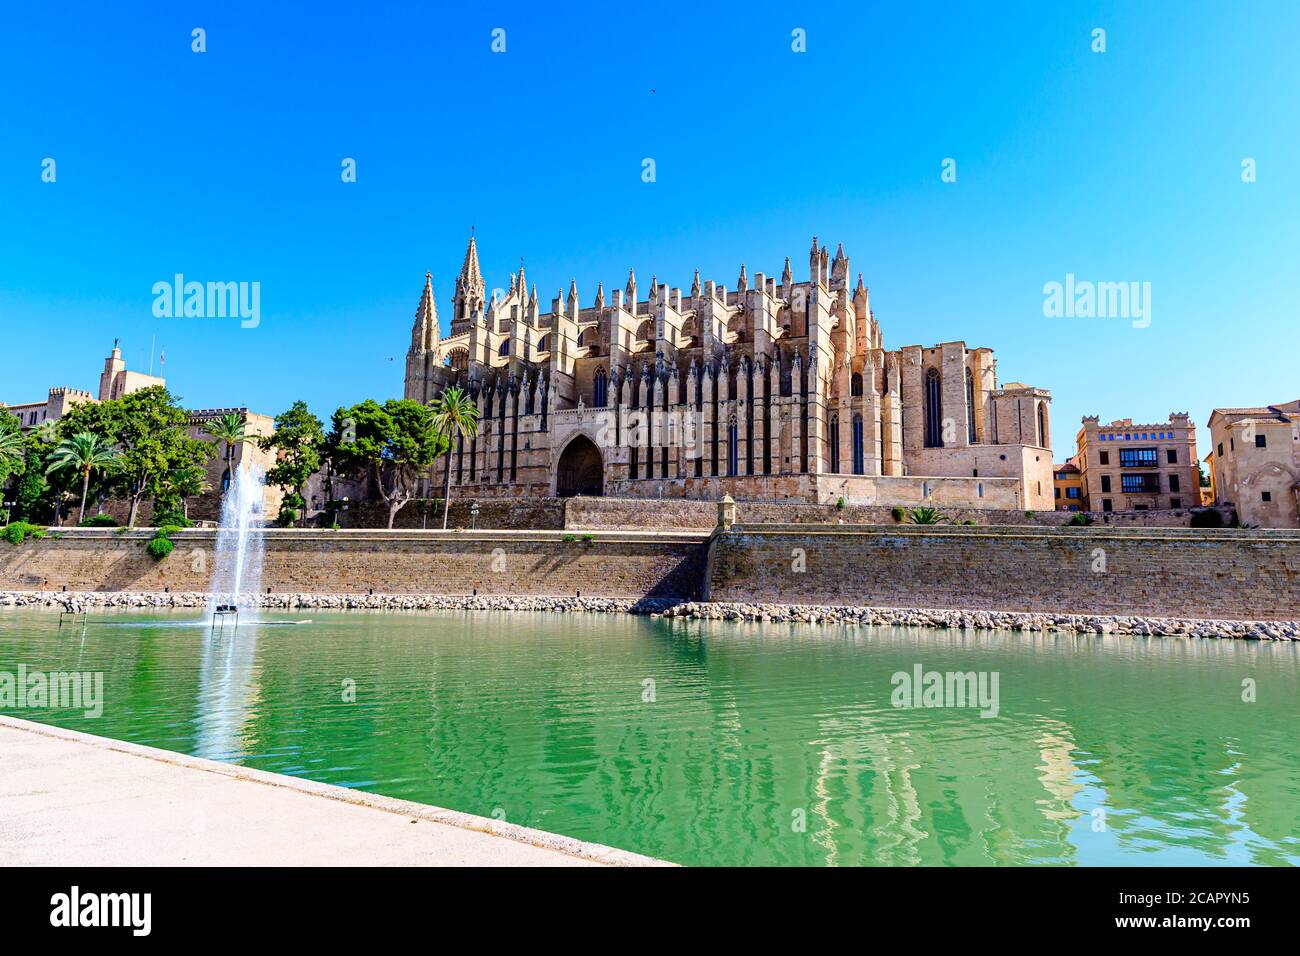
[
  {"left": 660, "top": 601, "right": 1300, "bottom": 640},
  {"left": 0, "top": 590, "right": 679, "bottom": 615},
  {"left": 3, "top": 590, "right": 1297, "bottom": 640}
]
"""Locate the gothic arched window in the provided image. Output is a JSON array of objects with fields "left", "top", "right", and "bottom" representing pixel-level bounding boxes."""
[
  {"left": 727, "top": 416, "right": 739, "bottom": 476},
  {"left": 1038, "top": 401, "right": 1048, "bottom": 449},
  {"left": 498, "top": 340, "right": 509, "bottom": 357},
  {"left": 851, "top": 372, "right": 863, "bottom": 397},
  {"left": 966, "top": 367, "right": 977, "bottom": 443},
  {"left": 924, "top": 367, "right": 943, "bottom": 448},
  {"left": 593, "top": 367, "right": 608, "bottom": 408},
  {"left": 829, "top": 414, "right": 841, "bottom": 473},
  {"left": 852, "top": 414, "right": 864, "bottom": 475},
  {"left": 537, "top": 335, "right": 549, "bottom": 352}
]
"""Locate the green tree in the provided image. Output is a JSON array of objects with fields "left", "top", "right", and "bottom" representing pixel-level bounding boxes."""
[
  {"left": 46, "top": 433, "right": 119, "bottom": 525},
  {"left": 326, "top": 399, "right": 447, "bottom": 528},
  {"left": 428, "top": 386, "right": 480, "bottom": 529},
  {"left": 203, "top": 412, "right": 251, "bottom": 490},
  {"left": 59, "top": 386, "right": 212, "bottom": 527},
  {"left": 157, "top": 464, "right": 210, "bottom": 521},
  {"left": 0, "top": 418, "right": 25, "bottom": 487},
  {"left": 13, "top": 447, "right": 52, "bottom": 523},
  {"left": 260, "top": 401, "right": 325, "bottom": 527}
]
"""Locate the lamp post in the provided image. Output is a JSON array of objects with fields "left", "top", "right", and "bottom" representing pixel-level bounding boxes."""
[{"left": 469, "top": 502, "right": 479, "bottom": 529}]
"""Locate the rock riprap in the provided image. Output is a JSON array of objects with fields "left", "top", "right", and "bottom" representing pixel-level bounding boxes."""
[{"left": 1, "top": 591, "right": 1294, "bottom": 640}]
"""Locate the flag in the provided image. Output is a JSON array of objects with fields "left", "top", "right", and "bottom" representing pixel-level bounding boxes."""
[{"left": 160, "top": 349, "right": 165, "bottom": 368}]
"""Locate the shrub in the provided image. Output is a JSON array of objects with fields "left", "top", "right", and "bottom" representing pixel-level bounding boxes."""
[
  {"left": 890, "top": 506, "right": 906, "bottom": 523},
  {"left": 835, "top": 496, "right": 846, "bottom": 511},
  {"left": 562, "top": 533, "right": 576, "bottom": 543},
  {"left": 582, "top": 534, "right": 594, "bottom": 542},
  {"left": 1066, "top": 512, "right": 1093, "bottom": 526},
  {"left": 1191, "top": 509, "right": 1226, "bottom": 529},
  {"left": 145, "top": 535, "right": 174, "bottom": 560},
  {"left": 145, "top": 525, "right": 182, "bottom": 560},
  {"left": 152, "top": 510, "right": 192, "bottom": 529},
  {"left": 78, "top": 513, "right": 118, "bottom": 527},
  {"left": 275, "top": 507, "right": 297, "bottom": 527},
  {"left": 1024, "top": 510, "right": 1036, "bottom": 520},
  {"left": 2, "top": 521, "right": 46, "bottom": 545}
]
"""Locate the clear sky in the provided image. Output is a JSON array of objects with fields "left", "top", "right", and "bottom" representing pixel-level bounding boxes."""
[{"left": 2, "top": 0, "right": 1296, "bottom": 458}]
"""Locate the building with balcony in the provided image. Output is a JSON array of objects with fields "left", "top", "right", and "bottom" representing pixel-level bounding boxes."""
[{"left": 1076, "top": 414, "right": 1199, "bottom": 512}]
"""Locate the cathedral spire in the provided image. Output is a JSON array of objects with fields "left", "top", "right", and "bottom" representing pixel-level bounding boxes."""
[
  {"left": 781, "top": 256, "right": 793, "bottom": 287},
  {"left": 737, "top": 263, "right": 748, "bottom": 292},
  {"left": 595, "top": 281, "right": 605, "bottom": 311},
  {"left": 459, "top": 233, "right": 485, "bottom": 299},
  {"left": 410, "top": 272, "right": 439, "bottom": 352},
  {"left": 831, "top": 242, "right": 848, "bottom": 284},
  {"left": 691, "top": 269, "right": 701, "bottom": 299},
  {"left": 452, "top": 232, "right": 487, "bottom": 332}
]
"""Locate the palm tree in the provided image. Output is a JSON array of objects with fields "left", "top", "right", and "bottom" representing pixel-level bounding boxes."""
[
  {"left": 170, "top": 465, "right": 211, "bottom": 520},
  {"left": 0, "top": 427, "right": 24, "bottom": 477},
  {"left": 46, "top": 433, "right": 118, "bottom": 525},
  {"left": 204, "top": 412, "right": 248, "bottom": 493},
  {"left": 429, "top": 387, "right": 480, "bottom": 529}
]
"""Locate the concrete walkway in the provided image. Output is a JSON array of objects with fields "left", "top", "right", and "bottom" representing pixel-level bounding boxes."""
[{"left": 0, "top": 716, "right": 668, "bottom": 867}]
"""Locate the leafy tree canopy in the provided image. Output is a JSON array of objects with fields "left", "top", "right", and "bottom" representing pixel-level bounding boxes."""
[
  {"left": 326, "top": 399, "right": 447, "bottom": 527},
  {"left": 57, "top": 385, "right": 212, "bottom": 526}
]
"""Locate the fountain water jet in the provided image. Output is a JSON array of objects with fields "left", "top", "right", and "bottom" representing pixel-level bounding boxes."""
[{"left": 207, "top": 460, "right": 266, "bottom": 620}]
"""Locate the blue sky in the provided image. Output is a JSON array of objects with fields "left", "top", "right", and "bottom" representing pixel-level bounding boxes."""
[{"left": 2, "top": 0, "right": 1296, "bottom": 458}]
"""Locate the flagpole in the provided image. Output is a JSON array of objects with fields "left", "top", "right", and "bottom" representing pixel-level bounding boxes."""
[{"left": 149, "top": 334, "right": 156, "bottom": 376}]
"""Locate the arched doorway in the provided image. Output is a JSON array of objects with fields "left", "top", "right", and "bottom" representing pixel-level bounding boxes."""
[{"left": 556, "top": 435, "right": 604, "bottom": 497}]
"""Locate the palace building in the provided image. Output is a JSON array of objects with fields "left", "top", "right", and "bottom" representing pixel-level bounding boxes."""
[{"left": 403, "top": 235, "right": 1055, "bottom": 508}]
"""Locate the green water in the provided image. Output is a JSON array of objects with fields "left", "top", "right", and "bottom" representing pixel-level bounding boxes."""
[{"left": 1, "top": 608, "right": 1296, "bottom": 866}]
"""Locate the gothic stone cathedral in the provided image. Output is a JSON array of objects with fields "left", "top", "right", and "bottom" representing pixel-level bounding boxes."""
[{"left": 404, "top": 235, "right": 1055, "bottom": 509}]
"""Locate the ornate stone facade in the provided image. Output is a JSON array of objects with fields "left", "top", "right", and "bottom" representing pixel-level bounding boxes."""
[{"left": 404, "top": 236, "right": 1054, "bottom": 508}]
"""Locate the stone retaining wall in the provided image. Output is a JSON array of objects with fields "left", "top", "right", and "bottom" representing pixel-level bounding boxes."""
[
  {"left": 5, "top": 523, "right": 1295, "bottom": 624},
  {"left": 707, "top": 524, "right": 1300, "bottom": 621},
  {"left": 562, "top": 496, "right": 1233, "bottom": 530},
  {"left": 0, "top": 529, "right": 707, "bottom": 601},
  {"left": 343, "top": 497, "right": 566, "bottom": 530}
]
